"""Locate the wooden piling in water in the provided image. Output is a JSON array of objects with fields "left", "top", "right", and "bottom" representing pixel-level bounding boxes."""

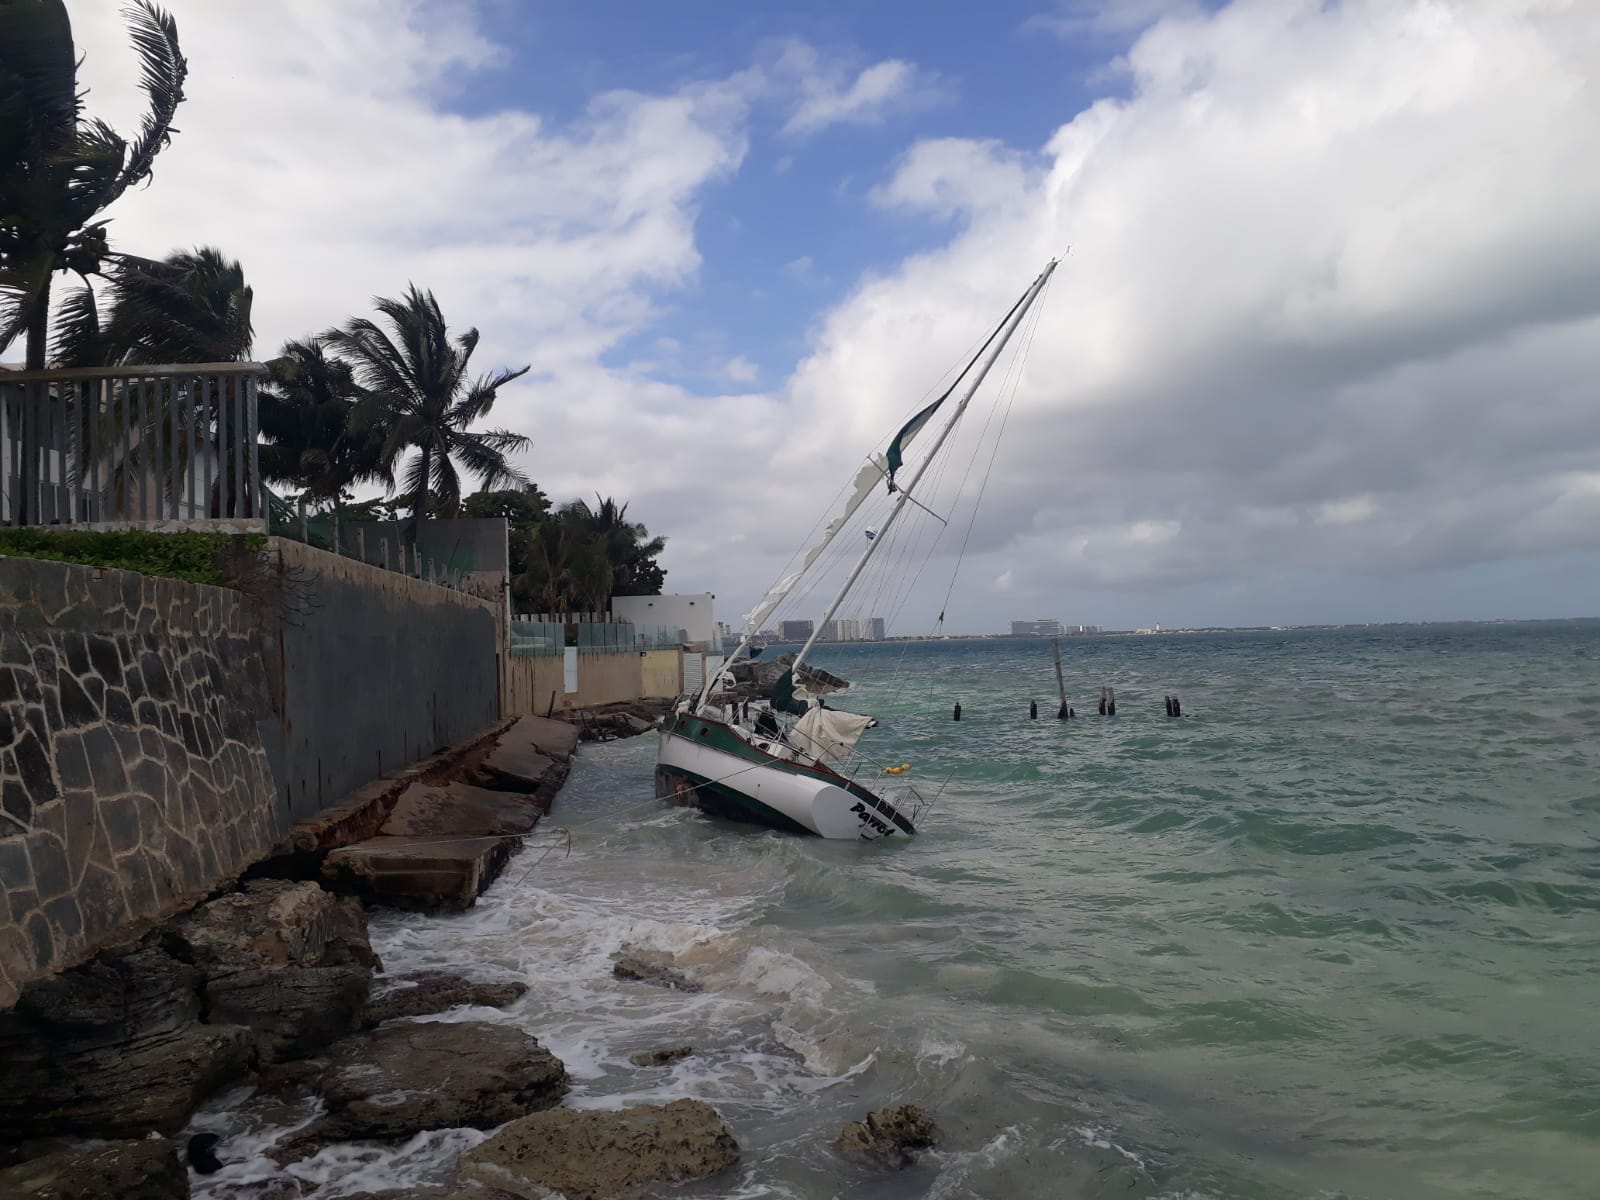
[
  {"left": 1030, "top": 700, "right": 1038, "bottom": 719},
  {"left": 953, "top": 702, "right": 962, "bottom": 722},
  {"left": 1051, "top": 637, "right": 1068, "bottom": 720}
]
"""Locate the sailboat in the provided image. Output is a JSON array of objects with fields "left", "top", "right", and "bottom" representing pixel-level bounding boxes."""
[{"left": 656, "top": 259, "right": 1059, "bottom": 839}]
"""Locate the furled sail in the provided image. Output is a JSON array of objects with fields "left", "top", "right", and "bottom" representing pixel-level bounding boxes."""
[
  {"left": 739, "top": 454, "right": 887, "bottom": 635},
  {"left": 790, "top": 708, "right": 876, "bottom": 763}
]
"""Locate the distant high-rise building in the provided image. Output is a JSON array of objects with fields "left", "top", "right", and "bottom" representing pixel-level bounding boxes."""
[
  {"left": 779, "top": 618, "right": 814, "bottom": 643},
  {"left": 836, "top": 618, "right": 861, "bottom": 642},
  {"left": 867, "top": 616, "right": 887, "bottom": 641},
  {"left": 1011, "top": 619, "right": 1064, "bottom": 637},
  {"left": 819, "top": 619, "right": 840, "bottom": 642}
]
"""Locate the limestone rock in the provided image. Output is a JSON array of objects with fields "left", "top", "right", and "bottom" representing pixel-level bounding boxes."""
[
  {"left": 834, "top": 1104, "right": 939, "bottom": 1168},
  {"left": 271, "top": 1020, "right": 568, "bottom": 1154},
  {"left": 629, "top": 1044, "right": 694, "bottom": 1067},
  {"left": 0, "top": 945, "right": 254, "bottom": 1139},
  {"left": 0, "top": 1137, "right": 187, "bottom": 1200},
  {"left": 460, "top": 1099, "right": 739, "bottom": 1200},
  {"left": 612, "top": 953, "right": 701, "bottom": 993},
  {"left": 380, "top": 781, "right": 544, "bottom": 838},
  {"left": 323, "top": 835, "right": 521, "bottom": 912},
  {"left": 363, "top": 970, "right": 528, "bottom": 1026},
  {"left": 166, "top": 880, "right": 377, "bottom": 1062}
]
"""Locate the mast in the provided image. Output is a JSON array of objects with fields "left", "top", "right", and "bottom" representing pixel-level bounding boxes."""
[{"left": 791, "top": 258, "right": 1058, "bottom": 679}]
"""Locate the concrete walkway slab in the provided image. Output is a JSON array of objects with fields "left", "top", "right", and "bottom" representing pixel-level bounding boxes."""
[
  {"left": 380, "top": 781, "right": 543, "bottom": 838},
  {"left": 322, "top": 835, "right": 519, "bottom": 911}
]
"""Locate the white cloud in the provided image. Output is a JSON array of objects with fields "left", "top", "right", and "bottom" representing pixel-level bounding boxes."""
[
  {"left": 720, "top": 356, "right": 760, "bottom": 384},
  {"left": 62, "top": 1, "right": 1600, "bottom": 629},
  {"left": 776, "top": 42, "right": 947, "bottom": 136},
  {"left": 771, "top": 0, "right": 1600, "bottom": 625}
]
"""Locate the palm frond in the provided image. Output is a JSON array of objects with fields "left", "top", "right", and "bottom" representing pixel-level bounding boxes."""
[
  {"left": 51, "top": 277, "right": 104, "bottom": 365},
  {"left": 109, "top": 1, "right": 186, "bottom": 200}
]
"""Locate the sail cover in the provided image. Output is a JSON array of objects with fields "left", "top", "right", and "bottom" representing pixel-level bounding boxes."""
[{"left": 791, "top": 708, "right": 876, "bottom": 763}]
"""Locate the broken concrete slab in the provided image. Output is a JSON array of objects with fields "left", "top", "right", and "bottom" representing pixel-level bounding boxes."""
[
  {"left": 380, "top": 781, "right": 544, "bottom": 838},
  {"left": 322, "top": 835, "right": 520, "bottom": 911},
  {"left": 511, "top": 714, "right": 580, "bottom": 759}
]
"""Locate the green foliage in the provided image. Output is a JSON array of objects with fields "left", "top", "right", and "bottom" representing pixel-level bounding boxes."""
[
  {"left": 54, "top": 245, "right": 254, "bottom": 366},
  {"left": 0, "top": 527, "right": 262, "bottom": 587},
  {"left": 260, "top": 337, "right": 388, "bottom": 501},
  {"left": 0, "top": 0, "right": 188, "bottom": 367},
  {"left": 324, "top": 284, "right": 531, "bottom": 537},
  {"left": 506, "top": 493, "right": 668, "bottom": 612}
]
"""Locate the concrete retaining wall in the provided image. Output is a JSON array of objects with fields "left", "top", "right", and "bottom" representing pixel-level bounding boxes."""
[
  {"left": 0, "top": 557, "right": 281, "bottom": 1009},
  {"left": 568, "top": 651, "right": 642, "bottom": 708},
  {"left": 260, "top": 539, "right": 501, "bottom": 822},
  {"left": 506, "top": 655, "right": 566, "bottom": 717},
  {"left": 641, "top": 649, "right": 682, "bottom": 700}
]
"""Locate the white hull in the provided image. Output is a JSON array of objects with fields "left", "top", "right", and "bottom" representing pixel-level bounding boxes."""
[{"left": 656, "top": 723, "right": 914, "bottom": 840}]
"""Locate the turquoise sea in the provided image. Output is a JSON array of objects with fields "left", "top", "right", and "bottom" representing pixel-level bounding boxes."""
[{"left": 195, "top": 622, "right": 1600, "bottom": 1199}]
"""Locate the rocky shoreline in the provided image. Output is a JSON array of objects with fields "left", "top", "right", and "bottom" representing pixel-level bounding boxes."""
[{"left": 0, "top": 710, "right": 939, "bottom": 1200}]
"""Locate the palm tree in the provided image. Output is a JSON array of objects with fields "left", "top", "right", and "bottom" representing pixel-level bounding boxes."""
[
  {"left": 53, "top": 246, "right": 253, "bottom": 366},
  {"left": 48, "top": 246, "right": 255, "bottom": 517},
  {"left": 324, "top": 285, "right": 531, "bottom": 540},
  {"left": 562, "top": 495, "right": 668, "bottom": 598},
  {"left": 514, "top": 516, "right": 613, "bottom": 614},
  {"left": 259, "top": 337, "right": 389, "bottom": 504},
  {"left": 0, "top": 0, "right": 187, "bottom": 369}
]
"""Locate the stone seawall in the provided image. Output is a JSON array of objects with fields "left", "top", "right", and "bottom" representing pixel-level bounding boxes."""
[{"left": 0, "top": 556, "right": 281, "bottom": 1009}]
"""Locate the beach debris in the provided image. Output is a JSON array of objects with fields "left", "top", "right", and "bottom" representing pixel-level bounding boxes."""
[
  {"left": 460, "top": 1098, "right": 740, "bottom": 1200},
  {"left": 362, "top": 970, "right": 528, "bottom": 1027},
  {"left": 264, "top": 1020, "right": 569, "bottom": 1162},
  {"left": 0, "top": 1136, "right": 189, "bottom": 1200},
  {"left": 834, "top": 1103, "right": 939, "bottom": 1169},
  {"left": 612, "top": 952, "right": 702, "bottom": 993},
  {"left": 630, "top": 1044, "right": 695, "bottom": 1067}
]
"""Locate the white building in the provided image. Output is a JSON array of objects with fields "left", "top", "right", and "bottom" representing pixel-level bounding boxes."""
[{"left": 612, "top": 593, "right": 716, "bottom": 650}]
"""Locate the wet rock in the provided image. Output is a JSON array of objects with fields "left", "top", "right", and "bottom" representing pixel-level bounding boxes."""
[
  {"left": 460, "top": 1098, "right": 739, "bottom": 1200},
  {"left": 0, "top": 944, "right": 254, "bottom": 1139},
  {"left": 322, "top": 835, "right": 521, "bottom": 912},
  {"left": 380, "top": 781, "right": 544, "bottom": 838},
  {"left": 166, "top": 880, "right": 378, "bottom": 1063},
  {"left": 612, "top": 953, "right": 701, "bottom": 993},
  {"left": 834, "top": 1104, "right": 939, "bottom": 1168},
  {"left": 363, "top": 971, "right": 528, "bottom": 1026},
  {"left": 269, "top": 1020, "right": 568, "bottom": 1156},
  {"left": 0, "top": 1136, "right": 187, "bottom": 1199},
  {"left": 629, "top": 1044, "right": 695, "bottom": 1067}
]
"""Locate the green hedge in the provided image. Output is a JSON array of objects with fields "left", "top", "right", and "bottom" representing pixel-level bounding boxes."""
[{"left": 0, "top": 528, "right": 265, "bottom": 588}]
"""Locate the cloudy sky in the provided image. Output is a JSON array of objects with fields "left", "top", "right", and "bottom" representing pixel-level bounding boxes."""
[{"left": 70, "top": 0, "right": 1600, "bottom": 632}]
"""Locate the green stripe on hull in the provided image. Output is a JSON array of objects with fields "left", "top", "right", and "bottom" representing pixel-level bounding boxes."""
[
  {"left": 656, "top": 764, "right": 816, "bottom": 837},
  {"left": 662, "top": 714, "right": 916, "bottom": 836}
]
